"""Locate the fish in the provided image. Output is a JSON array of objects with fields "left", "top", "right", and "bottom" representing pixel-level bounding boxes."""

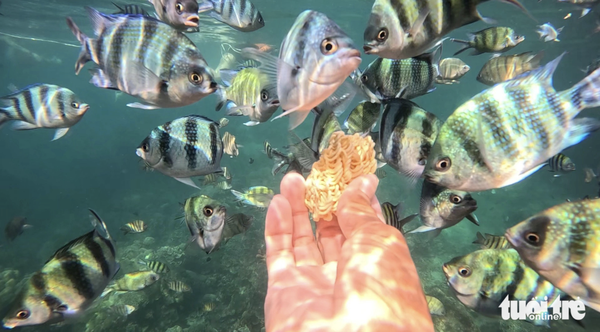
[
  {"left": 545, "top": 153, "right": 576, "bottom": 175},
  {"left": 584, "top": 167, "right": 598, "bottom": 182},
  {"left": 149, "top": 0, "right": 199, "bottom": 32},
  {"left": 442, "top": 248, "right": 562, "bottom": 326},
  {"left": 214, "top": 52, "right": 238, "bottom": 81},
  {"left": 136, "top": 115, "right": 224, "bottom": 189},
  {"left": 585, "top": 55, "right": 600, "bottom": 76},
  {"left": 357, "top": 45, "right": 441, "bottom": 100},
  {"left": 564, "top": 12, "right": 573, "bottom": 19},
  {"left": 2, "top": 210, "right": 119, "bottom": 329},
  {"left": 103, "top": 271, "right": 159, "bottom": 296},
  {"left": 410, "top": 181, "right": 479, "bottom": 235},
  {"left": 167, "top": 280, "right": 191, "bottom": 292},
  {"left": 184, "top": 195, "right": 227, "bottom": 254},
  {"left": 344, "top": 101, "right": 381, "bottom": 135},
  {"left": 379, "top": 99, "right": 442, "bottom": 179},
  {"left": 363, "top": 0, "right": 530, "bottom": 59},
  {"left": 371, "top": 131, "right": 387, "bottom": 168},
  {"left": 66, "top": 7, "right": 216, "bottom": 110},
  {"left": 451, "top": 27, "right": 525, "bottom": 56},
  {"left": 254, "top": 43, "right": 272, "bottom": 52},
  {"left": 222, "top": 166, "right": 232, "bottom": 180},
  {"left": 203, "top": 302, "right": 216, "bottom": 312},
  {"left": 139, "top": 260, "right": 169, "bottom": 274},
  {"left": 112, "top": 3, "right": 150, "bottom": 16},
  {"left": 557, "top": 0, "right": 599, "bottom": 17},
  {"left": 536, "top": 23, "right": 563, "bottom": 42},
  {"left": 435, "top": 58, "right": 470, "bottom": 84},
  {"left": 241, "top": 10, "right": 361, "bottom": 129},
  {"left": 203, "top": 173, "right": 221, "bottom": 185},
  {"left": 424, "top": 53, "right": 600, "bottom": 192},
  {"left": 264, "top": 141, "right": 300, "bottom": 175},
  {"left": 472, "top": 232, "right": 512, "bottom": 249},
  {"left": 121, "top": 220, "right": 147, "bottom": 234},
  {"left": 476, "top": 51, "right": 543, "bottom": 86},
  {"left": 425, "top": 296, "right": 445, "bottom": 316},
  {"left": 4, "top": 217, "right": 31, "bottom": 242},
  {"left": 222, "top": 131, "right": 240, "bottom": 156},
  {"left": 505, "top": 198, "right": 600, "bottom": 312},
  {"left": 109, "top": 304, "right": 135, "bottom": 319},
  {"left": 221, "top": 213, "right": 254, "bottom": 243},
  {"left": 215, "top": 180, "right": 232, "bottom": 190},
  {"left": 248, "top": 157, "right": 254, "bottom": 164},
  {"left": 381, "top": 202, "right": 418, "bottom": 233},
  {"left": 310, "top": 105, "right": 344, "bottom": 156},
  {"left": 375, "top": 168, "right": 387, "bottom": 178},
  {"left": 197, "top": 0, "right": 264, "bottom": 32},
  {"left": 218, "top": 117, "right": 229, "bottom": 128},
  {"left": 231, "top": 186, "right": 274, "bottom": 208},
  {"left": 0, "top": 84, "right": 89, "bottom": 141},
  {"left": 216, "top": 68, "right": 280, "bottom": 126}
]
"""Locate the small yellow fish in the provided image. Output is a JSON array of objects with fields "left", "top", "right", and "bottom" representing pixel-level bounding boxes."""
[
  {"left": 167, "top": 280, "right": 191, "bottom": 293},
  {"left": 103, "top": 271, "right": 159, "bottom": 296},
  {"left": 203, "top": 302, "right": 216, "bottom": 312},
  {"left": 218, "top": 117, "right": 229, "bottom": 128},
  {"left": 121, "top": 220, "right": 147, "bottom": 234},
  {"left": 231, "top": 186, "right": 274, "bottom": 208},
  {"left": 222, "top": 132, "right": 240, "bottom": 157},
  {"left": 216, "top": 180, "right": 232, "bottom": 190},
  {"left": 425, "top": 295, "right": 445, "bottom": 316}
]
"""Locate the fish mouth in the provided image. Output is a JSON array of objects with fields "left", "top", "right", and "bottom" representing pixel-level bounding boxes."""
[
  {"left": 363, "top": 45, "right": 377, "bottom": 54},
  {"left": 270, "top": 99, "right": 280, "bottom": 106},
  {"left": 185, "top": 15, "right": 200, "bottom": 27},
  {"left": 80, "top": 103, "right": 90, "bottom": 111},
  {"left": 504, "top": 229, "right": 517, "bottom": 247},
  {"left": 442, "top": 264, "right": 451, "bottom": 278},
  {"left": 347, "top": 49, "right": 362, "bottom": 59}
]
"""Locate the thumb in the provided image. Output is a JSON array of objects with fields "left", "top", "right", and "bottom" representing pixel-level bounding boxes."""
[{"left": 335, "top": 174, "right": 384, "bottom": 238}]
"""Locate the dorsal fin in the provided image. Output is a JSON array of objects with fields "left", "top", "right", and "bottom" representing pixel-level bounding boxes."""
[{"left": 504, "top": 52, "right": 566, "bottom": 88}]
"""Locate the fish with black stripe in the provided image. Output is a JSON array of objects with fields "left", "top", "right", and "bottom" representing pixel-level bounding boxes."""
[
  {"left": 381, "top": 201, "right": 418, "bottom": 233},
  {"left": 443, "top": 248, "right": 562, "bottom": 326},
  {"left": 167, "top": 280, "right": 191, "bottom": 292},
  {"left": 231, "top": 186, "right": 274, "bottom": 208},
  {"left": 102, "top": 271, "right": 159, "bottom": 296},
  {"left": 424, "top": 53, "right": 600, "bottom": 192},
  {"left": 149, "top": 0, "right": 200, "bottom": 32},
  {"left": 356, "top": 44, "right": 442, "bottom": 100},
  {"left": 344, "top": 101, "right": 381, "bottom": 135},
  {"left": 0, "top": 84, "right": 89, "bottom": 141},
  {"left": 477, "top": 51, "right": 543, "bottom": 86},
  {"left": 136, "top": 115, "right": 224, "bottom": 189},
  {"left": 436, "top": 58, "right": 470, "bottom": 84},
  {"left": 2, "top": 210, "right": 119, "bottom": 329},
  {"left": 505, "top": 198, "right": 600, "bottom": 312},
  {"left": 379, "top": 99, "right": 442, "bottom": 179},
  {"left": 120, "top": 220, "right": 147, "bottom": 234},
  {"left": 66, "top": 7, "right": 216, "bottom": 110},
  {"left": 363, "top": 0, "right": 531, "bottom": 59},
  {"left": 184, "top": 195, "right": 227, "bottom": 254},
  {"left": 545, "top": 153, "right": 576, "bottom": 176},
  {"left": 451, "top": 27, "right": 525, "bottom": 56},
  {"left": 112, "top": 2, "right": 150, "bottom": 16},
  {"left": 198, "top": 0, "right": 264, "bottom": 32},
  {"left": 139, "top": 260, "right": 169, "bottom": 274},
  {"left": 473, "top": 232, "right": 512, "bottom": 249},
  {"left": 222, "top": 131, "right": 240, "bottom": 156}
]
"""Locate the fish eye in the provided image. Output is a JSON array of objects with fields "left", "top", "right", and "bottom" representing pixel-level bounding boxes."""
[
  {"left": 360, "top": 74, "right": 368, "bottom": 83},
  {"left": 525, "top": 232, "right": 540, "bottom": 245},
  {"left": 435, "top": 157, "right": 451, "bottom": 172},
  {"left": 57, "top": 305, "right": 68, "bottom": 312},
  {"left": 71, "top": 102, "right": 79, "bottom": 108},
  {"left": 150, "top": 275, "right": 158, "bottom": 281},
  {"left": 320, "top": 38, "right": 338, "bottom": 55},
  {"left": 260, "top": 89, "right": 269, "bottom": 101},
  {"left": 377, "top": 28, "right": 388, "bottom": 42},
  {"left": 142, "top": 142, "right": 150, "bottom": 152},
  {"left": 258, "top": 16, "right": 263, "bottom": 24},
  {"left": 16, "top": 310, "right": 30, "bottom": 319},
  {"left": 189, "top": 72, "right": 203, "bottom": 85},
  {"left": 458, "top": 266, "right": 471, "bottom": 277},
  {"left": 450, "top": 194, "right": 462, "bottom": 204},
  {"left": 175, "top": 2, "right": 184, "bottom": 14},
  {"left": 203, "top": 206, "right": 214, "bottom": 217}
]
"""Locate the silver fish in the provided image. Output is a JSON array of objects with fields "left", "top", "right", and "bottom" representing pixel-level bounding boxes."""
[
  {"left": 184, "top": 194, "right": 227, "bottom": 253},
  {"left": 136, "top": 115, "right": 224, "bottom": 189},
  {"left": 241, "top": 10, "right": 361, "bottom": 129},
  {"left": 0, "top": 84, "right": 89, "bottom": 141},
  {"left": 476, "top": 51, "right": 543, "bottom": 86},
  {"left": 536, "top": 23, "right": 562, "bottom": 42},
  {"left": 149, "top": 0, "right": 200, "bottom": 32},
  {"left": 436, "top": 58, "right": 470, "bottom": 84},
  {"left": 198, "top": 0, "right": 264, "bottom": 32},
  {"left": 67, "top": 7, "right": 216, "bottom": 110}
]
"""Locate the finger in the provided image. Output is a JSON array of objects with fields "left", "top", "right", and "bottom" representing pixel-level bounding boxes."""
[
  {"left": 335, "top": 174, "right": 381, "bottom": 238},
  {"left": 370, "top": 193, "right": 385, "bottom": 223},
  {"left": 315, "top": 216, "right": 345, "bottom": 263},
  {"left": 264, "top": 194, "right": 295, "bottom": 284},
  {"left": 280, "top": 172, "right": 323, "bottom": 266}
]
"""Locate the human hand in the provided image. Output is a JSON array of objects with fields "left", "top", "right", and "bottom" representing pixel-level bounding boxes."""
[{"left": 264, "top": 172, "right": 433, "bottom": 332}]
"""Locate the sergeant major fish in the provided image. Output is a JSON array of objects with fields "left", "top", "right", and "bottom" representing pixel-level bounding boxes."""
[
  {"left": 381, "top": 201, "right": 418, "bottom": 233},
  {"left": 167, "top": 280, "right": 191, "bottom": 292},
  {"left": 424, "top": 53, "right": 600, "bottom": 192},
  {"left": 0, "top": 84, "right": 89, "bottom": 141},
  {"left": 231, "top": 186, "right": 274, "bottom": 208},
  {"left": 198, "top": 0, "right": 264, "bottom": 32},
  {"left": 436, "top": 58, "right": 470, "bottom": 84},
  {"left": 102, "top": 271, "right": 159, "bottom": 296},
  {"left": 184, "top": 195, "right": 227, "bottom": 254},
  {"left": 121, "top": 220, "right": 147, "bottom": 234},
  {"left": 451, "top": 27, "right": 524, "bottom": 56},
  {"left": 138, "top": 260, "right": 169, "bottom": 274},
  {"left": 136, "top": 115, "right": 224, "bottom": 189},
  {"left": 473, "top": 232, "right": 512, "bottom": 249},
  {"left": 344, "top": 101, "right": 380, "bottom": 135},
  {"left": 149, "top": 0, "right": 200, "bottom": 32},
  {"left": 66, "top": 7, "right": 216, "bottom": 110},
  {"left": 242, "top": 10, "right": 361, "bottom": 129},
  {"left": 545, "top": 152, "right": 576, "bottom": 176},
  {"left": 2, "top": 210, "right": 119, "bottom": 329},
  {"left": 476, "top": 51, "right": 543, "bottom": 86}
]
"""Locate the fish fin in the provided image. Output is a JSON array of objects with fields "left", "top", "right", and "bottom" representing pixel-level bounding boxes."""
[
  {"left": 7, "top": 84, "right": 18, "bottom": 93},
  {"left": 526, "top": 51, "right": 544, "bottom": 67},
  {"left": 502, "top": 164, "right": 546, "bottom": 187},
  {"left": 65, "top": 17, "right": 90, "bottom": 75},
  {"left": 241, "top": 47, "right": 280, "bottom": 84},
  {"left": 408, "top": 8, "right": 430, "bottom": 37},
  {"left": 225, "top": 103, "right": 243, "bottom": 116},
  {"left": 450, "top": 39, "right": 471, "bottom": 56},
  {"left": 469, "top": 49, "right": 483, "bottom": 56},
  {"left": 128, "top": 61, "right": 167, "bottom": 97},
  {"left": 228, "top": 105, "right": 254, "bottom": 117},
  {"left": 288, "top": 130, "right": 317, "bottom": 170},
  {"left": 219, "top": 69, "right": 238, "bottom": 86},
  {"left": 230, "top": 189, "right": 245, "bottom": 201},
  {"left": 215, "top": 87, "right": 227, "bottom": 111},
  {"left": 52, "top": 128, "right": 70, "bottom": 141},
  {"left": 566, "top": 62, "right": 600, "bottom": 110},
  {"left": 197, "top": 0, "right": 215, "bottom": 13},
  {"left": 243, "top": 121, "right": 260, "bottom": 126},
  {"left": 408, "top": 225, "right": 438, "bottom": 233},
  {"left": 89, "top": 68, "right": 117, "bottom": 90},
  {"left": 562, "top": 118, "right": 600, "bottom": 149},
  {"left": 11, "top": 121, "right": 37, "bottom": 130},
  {"left": 174, "top": 177, "right": 200, "bottom": 189},
  {"left": 505, "top": 52, "right": 565, "bottom": 87},
  {"left": 398, "top": 214, "right": 419, "bottom": 229},
  {"left": 581, "top": 8, "right": 591, "bottom": 17},
  {"left": 85, "top": 6, "right": 117, "bottom": 36},
  {"left": 325, "top": 82, "right": 356, "bottom": 117},
  {"left": 473, "top": 232, "right": 486, "bottom": 246},
  {"left": 272, "top": 106, "right": 311, "bottom": 130},
  {"left": 127, "top": 102, "right": 159, "bottom": 109},
  {"left": 492, "top": 0, "right": 536, "bottom": 22},
  {"left": 377, "top": 161, "right": 387, "bottom": 168},
  {"left": 88, "top": 209, "right": 114, "bottom": 242},
  {"left": 466, "top": 213, "right": 479, "bottom": 226},
  {"left": 475, "top": 11, "right": 497, "bottom": 24}
]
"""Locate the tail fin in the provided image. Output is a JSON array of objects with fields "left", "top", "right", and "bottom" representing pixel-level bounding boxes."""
[
  {"left": 66, "top": 17, "right": 90, "bottom": 75},
  {"left": 89, "top": 209, "right": 113, "bottom": 242},
  {"left": 230, "top": 190, "right": 245, "bottom": 201},
  {"left": 450, "top": 39, "right": 471, "bottom": 56},
  {"left": 0, "top": 108, "right": 11, "bottom": 127},
  {"left": 569, "top": 66, "right": 600, "bottom": 110},
  {"left": 473, "top": 232, "right": 486, "bottom": 246}
]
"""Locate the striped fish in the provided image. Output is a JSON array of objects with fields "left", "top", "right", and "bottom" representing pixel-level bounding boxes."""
[
  {"left": 357, "top": 44, "right": 441, "bottom": 100},
  {"left": 222, "top": 131, "right": 239, "bottom": 156},
  {"left": 545, "top": 153, "right": 576, "bottom": 174},
  {"left": 451, "top": 27, "right": 524, "bottom": 56},
  {"left": 218, "top": 117, "right": 229, "bottom": 128},
  {"left": 215, "top": 180, "right": 232, "bottom": 190},
  {"left": 110, "top": 304, "right": 135, "bottom": 318},
  {"left": 149, "top": 0, "right": 199, "bottom": 32},
  {"left": 139, "top": 260, "right": 169, "bottom": 274},
  {"left": 363, "top": 0, "right": 530, "bottom": 59},
  {"left": 184, "top": 195, "right": 227, "bottom": 253},
  {"left": 375, "top": 168, "right": 387, "bottom": 179},
  {"left": 381, "top": 202, "right": 418, "bottom": 233},
  {"left": 121, "top": 220, "right": 147, "bottom": 234},
  {"left": 241, "top": 10, "right": 361, "bottom": 129},
  {"left": 167, "top": 280, "right": 191, "bottom": 292},
  {"left": 203, "top": 173, "right": 220, "bottom": 185},
  {"left": 136, "top": 115, "right": 224, "bottom": 189},
  {"left": 344, "top": 101, "right": 380, "bottom": 135},
  {"left": 506, "top": 198, "right": 600, "bottom": 312},
  {"left": 66, "top": 7, "right": 216, "bottom": 110},
  {"left": 425, "top": 296, "right": 445, "bottom": 316},
  {"left": 231, "top": 186, "right": 274, "bottom": 208},
  {"left": 112, "top": 2, "right": 150, "bottom": 16},
  {"left": 436, "top": 58, "right": 470, "bottom": 84},
  {"left": 0, "top": 84, "right": 89, "bottom": 141},
  {"left": 198, "top": 0, "right": 264, "bottom": 32},
  {"left": 103, "top": 271, "right": 159, "bottom": 295},
  {"left": 424, "top": 53, "right": 600, "bottom": 192},
  {"left": 379, "top": 99, "right": 442, "bottom": 179},
  {"left": 443, "top": 248, "right": 562, "bottom": 326},
  {"left": 473, "top": 232, "right": 512, "bottom": 249},
  {"left": 222, "top": 166, "right": 231, "bottom": 180},
  {"left": 2, "top": 210, "right": 119, "bottom": 329},
  {"left": 477, "top": 51, "right": 543, "bottom": 86}
]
